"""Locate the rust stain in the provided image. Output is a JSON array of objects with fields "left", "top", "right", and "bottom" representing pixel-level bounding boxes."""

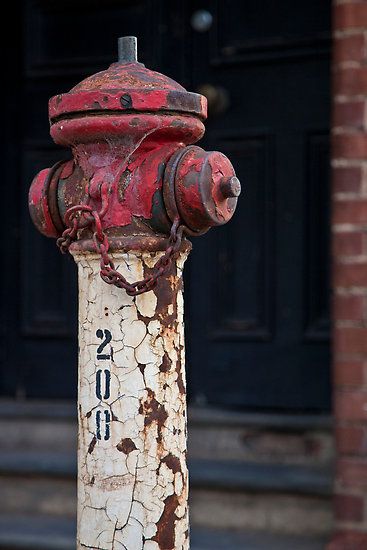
[
  {"left": 159, "top": 352, "right": 172, "bottom": 373},
  {"left": 155, "top": 272, "right": 178, "bottom": 328},
  {"left": 151, "top": 493, "right": 179, "bottom": 550},
  {"left": 161, "top": 453, "right": 181, "bottom": 475},
  {"left": 116, "top": 438, "right": 137, "bottom": 454},
  {"left": 88, "top": 435, "right": 97, "bottom": 454},
  {"left": 136, "top": 309, "right": 151, "bottom": 325},
  {"left": 139, "top": 388, "right": 168, "bottom": 444}
]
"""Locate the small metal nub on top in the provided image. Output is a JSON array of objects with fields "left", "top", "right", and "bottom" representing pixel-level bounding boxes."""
[{"left": 118, "top": 36, "right": 138, "bottom": 63}]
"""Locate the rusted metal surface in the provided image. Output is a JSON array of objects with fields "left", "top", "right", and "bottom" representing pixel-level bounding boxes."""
[
  {"left": 29, "top": 37, "right": 240, "bottom": 264},
  {"left": 163, "top": 145, "right": 240, "bottom": 233},
  {"left": 29, "top": 162, "right": 65, "bottom": 238},
  {"left": 48, "top": 55, "right": 206, "bottom": 122},
  {"left": 57, "top": 196, "right": 186, "bottom": 295}
]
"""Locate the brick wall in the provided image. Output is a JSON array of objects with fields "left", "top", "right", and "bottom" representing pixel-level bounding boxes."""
[{"left": 329, "top": 1, "right": 367, "bottom": 548}]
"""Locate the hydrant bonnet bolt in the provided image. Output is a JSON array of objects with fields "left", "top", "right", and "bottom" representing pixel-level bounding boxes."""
[{"left": 220, "top": 176, "right": 241, "bottom": 198}]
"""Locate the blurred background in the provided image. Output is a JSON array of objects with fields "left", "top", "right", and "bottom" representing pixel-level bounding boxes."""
[{"left": 1, "top": 0, "right": 365, "bottom": 549}]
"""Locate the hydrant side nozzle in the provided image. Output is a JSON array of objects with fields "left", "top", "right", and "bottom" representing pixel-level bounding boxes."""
[
  {"left": 163, "top": 146, "right": 241, "bottom": 233},
  {"left": 28, "top": 162, "right": 66, "bottom": 238}
]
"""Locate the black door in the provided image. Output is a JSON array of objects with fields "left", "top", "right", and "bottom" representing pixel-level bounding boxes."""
[
  {"left": 1, "top": 0, "right": 331, "bottom": 411},
  {"left": 186, "top": 0, "right": 331, "bottom": 411}
]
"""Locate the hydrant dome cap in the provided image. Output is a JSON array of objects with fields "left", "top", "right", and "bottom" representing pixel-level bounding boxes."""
[
  {"left": 71, "top": 62, "right": 186, "bottom": 93},
  {"left": 49, "top": 61, "right": 207, "bottom": 122}
]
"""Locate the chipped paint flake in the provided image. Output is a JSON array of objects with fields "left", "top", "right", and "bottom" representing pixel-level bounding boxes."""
[{"left": 73, "top": 250, "right": 189, "bottom": 550}]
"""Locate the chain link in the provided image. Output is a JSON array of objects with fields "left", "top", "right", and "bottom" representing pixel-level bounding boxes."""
[{"left": 57, "top": 183, "right": 184, "bottom": 296}]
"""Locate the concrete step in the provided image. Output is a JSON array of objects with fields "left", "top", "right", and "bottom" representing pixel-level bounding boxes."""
[
  {"left": 0, "top": 476, "right": 76, "bottom": 517},
  {"left": 192, "top": 526, "right": 329, "bottom": 550},
  {"left": 0, "top": 451, "right": 332, "bottom": 495},
  {"left": 188, "top": 406, "right": 333, "bottom": 467},
  {"left": 0, "top": 401, "right": 76, "bottom": 454},
  {"left": 0, "top": 452, "right": 75, "bottom": 477},
  {"left": 0, "top": 515, "right": 75, "bottom": 550},
  {"left": 189, "top": 488, "right": 332, "bottom": 537},
  {"left": 0, "top": 401, "right": 334, "bottom": 538},
  {"left": 0, "top": 452, "right": 332, "bottom": 535},
  {"left": 189, "top": 458, "right": 332, "bottom": 496},
  {"left": 0, "top": 515, "right": 329, "bottom": 550},
  {"left": 0, "top": 400, "right": 333, "bottom": 468},
  {"left": 188, "top": 459, "right": 333, "bottom": 537}
]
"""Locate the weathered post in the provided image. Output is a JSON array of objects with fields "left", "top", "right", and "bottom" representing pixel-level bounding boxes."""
[{"left": 28, "top": 37, "right": 240, "bottom": 550}]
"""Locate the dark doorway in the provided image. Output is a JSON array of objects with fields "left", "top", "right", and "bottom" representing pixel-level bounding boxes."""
[
  {"left": 1, "top": 0, "right": 331, "bottom": 411},
  {"left": 186, "top": 0, "right": 331, "bottom": 411}
]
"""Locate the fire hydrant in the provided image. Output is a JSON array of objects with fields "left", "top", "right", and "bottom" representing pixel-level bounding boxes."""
[{"left": 28, "top": 37, "right": 240, "bottom": 550}]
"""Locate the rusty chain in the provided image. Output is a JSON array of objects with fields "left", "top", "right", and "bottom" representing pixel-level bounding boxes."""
[{"left": 56, "top": 183, "right": 184, "bottom": 296}]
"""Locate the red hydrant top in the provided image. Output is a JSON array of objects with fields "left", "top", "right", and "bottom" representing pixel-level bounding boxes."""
[
  {"left": 29, "top": 37, "right": 240, "bottom": 294},
  {"left": 48, "top": 36, "right": 207, "bottom": 145}
]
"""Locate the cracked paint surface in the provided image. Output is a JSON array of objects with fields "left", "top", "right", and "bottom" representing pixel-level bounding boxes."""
[{"left": 72, "top": 250, "right": 189, "bottom": 550}]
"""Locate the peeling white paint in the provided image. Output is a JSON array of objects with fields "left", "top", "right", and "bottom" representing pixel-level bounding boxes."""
[{"left": 72, "top": 250, "right": 189, "bottom": 550}]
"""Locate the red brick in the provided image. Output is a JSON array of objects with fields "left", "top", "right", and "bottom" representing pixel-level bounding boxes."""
[
  {"left": 336, "top": 426, "right": 367, "bottom": 455},
  {"left": 333, "top": 101, "right": 365, "bottom": 129},
  {"left": 334, "top": 67, "right": 367, "bottom": 96},
  {"left": 334, "top": 327, "right": 367, "bottom": 354},
  {"left": 333, "top": 200, "right": 367, "bottom": 224},
  {"left": 334, "top": 262, "right": 367, "bottom": 287},
  {"left": 334, "top": 34, "right": 366, "bottom": 65},
  {"left": 328, "top": 531, "right": 367, "bottom": 550},
  {"left": 334, "top": 294, "right": 365, "bottom": 322},
  {"left": 337, "top": 457, "right": 367, "bottom": 488},
  {"left": 335, "top": 360, "right": 365, "bottom": 386},
  {"left": 333, "top": 232, "right": 364, "bottom": 257},
  {"left": 335, "top": 3, "right": 367, "bottom": 31},
  {"left": 333, "top": 166, "right": 362, "bottom": 194},
  {"left": 333, "top": 133, "right": 367, "bottom": 160},
  {"left": 335, "top": 494, "right": 365, "bottom": 521},
  {"left": 335, "top": 390, "right": 367, "bottom": 421}
]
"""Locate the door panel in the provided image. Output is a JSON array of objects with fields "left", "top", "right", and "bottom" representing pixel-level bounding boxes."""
[{"left": 186, "top": 0, "right": 331, "bottom": 410}]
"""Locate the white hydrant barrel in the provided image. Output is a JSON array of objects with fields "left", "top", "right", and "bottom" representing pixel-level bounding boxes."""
[{"left": 74, "top": 250, "right": 189, "bottom": 550}]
